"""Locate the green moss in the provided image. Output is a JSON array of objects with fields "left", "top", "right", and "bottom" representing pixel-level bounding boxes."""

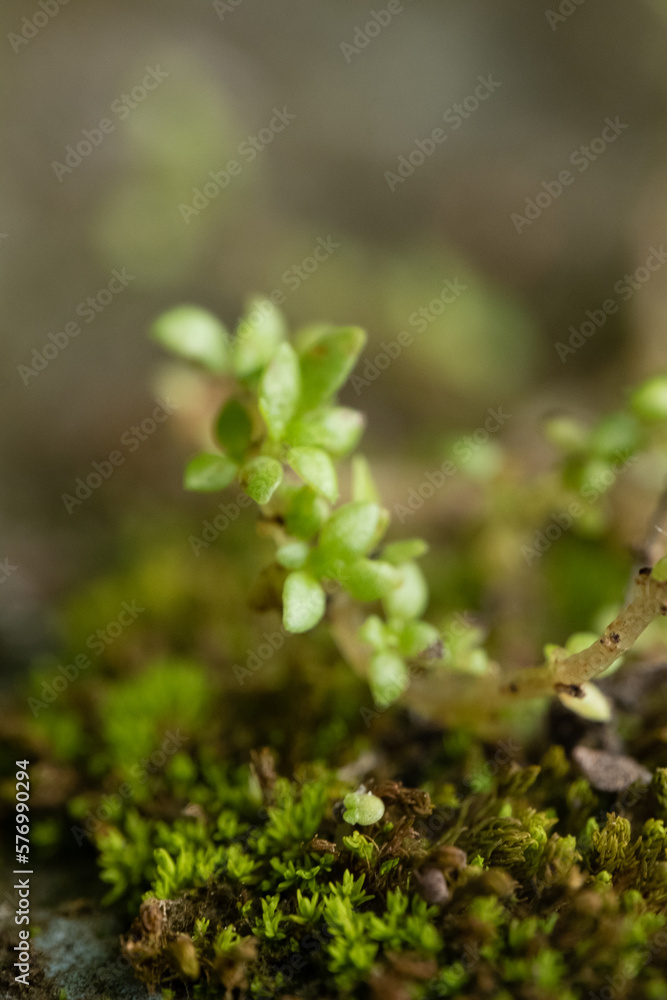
[{"left": 70, "top": 747, "right": 667, "bottom": 998}]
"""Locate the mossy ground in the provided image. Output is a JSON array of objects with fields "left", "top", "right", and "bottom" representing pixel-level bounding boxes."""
[{"left": 4, "top": 505, "right": 667, "bottom": 999}]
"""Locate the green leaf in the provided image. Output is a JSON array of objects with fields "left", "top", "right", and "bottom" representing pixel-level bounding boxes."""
[
  {"left": 543, "top": 414, "right": 589, "bottom": 452},
  {"left": 287, "top": 447, "right": 338, "bottom": 503},
  {"left": 287, "top": 407, "right": 364, "bottom": 456},
  {"left": 342, "top": 791, "right": 385, "bottom": 827},
  {"left": 396, "top": 620, "right": 440, "bottom": 658},
  {"left": 383, "top": 562, "right": 429, "bottom": 621},
  {"left": 342, "top": 830, "right": 377, "bottom": 862},
  {"left": 284, "top": 487, "right": 330, "bottom": 540},
  {"left": 341, "top": 559, "right": 401, "bottom": 601},
  {"left": 370, "top": 508, "right": 391, "bottom": 552},
  {"left": 215, "top": 399, "right": 253, "bottom": 461},
  {"left": 564, "top": 632, "right": 599, "bottom": 655},
  {"left": 630, "top": 376, "right": 667, "bottom": 422},
  {"left": 276, "top": 540, "right": 310, "bottom": 570},
  {"left": 298, "top": 326, "right": 367, "bottom": 410},
  {"left": 151, "top": 306, "right": 229, "bottom": 373},
  {"left": 283, "top": 571, "right": 326, "bottom": 633},
  {"left": 259, "top": 343, "right": 301, "bottom": 441},
  {"left": 234, "top": 298, "right": 287, "bottom": 378},
  {"left": 184, "top": 453, "right": 237, "bottom": 492},
  {"left": 368, "top": 651, "right": 409, "bottom": 706},
  {"left": 358, "top": 615, "right": 389, "bottom": 651},
  {"left": 652, "top": 557, "right": 667, "bottom": 582},
  {"left": 558, "top": 682, "right": 612, "bottom": 722},
  {"left": 240, "top": 456, "right": 283, "bottom": 505},
  {"left": 351, "top": 455, "right": 379, "bottom": 502},
  {"left": 318, "top": 502, "right": 381, "bottom": 560},
  {"left": 589, "top": 412, "right": 640, "bottom": 459},
  {"left": 381, "top": 538, "right": 429, "bottom": 565}
]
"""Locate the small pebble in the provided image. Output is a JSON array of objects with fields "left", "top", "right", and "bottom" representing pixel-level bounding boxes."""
[{"left": 572, "top": 745, "right": 651, "bottom": 791}]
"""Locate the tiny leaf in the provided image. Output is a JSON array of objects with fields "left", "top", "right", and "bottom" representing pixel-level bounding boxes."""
[
  {"left": 341, "top": 559, "right": 401, "bottom": 601},
  {"left": 285, "top": 487, "right": 330, "bottom": 540},
  {"left": 397, "top": 620, "right": 441, "bottom": 657},
  {"left": 630, "top": 376, "right": 667, "bottom": 422},
  {"left": 358, "top": 615, "right": 389, "bottom": 651},
  {"left": 383, "top": 562, "right": 429, "bottom": 621},
  {"left": 287, "top": 407, "right": 364, "bottom": 456},
  {"left": 234, "top": 298, "right": 287, "bottom": 378},
  {"left": 215, "top": 399, "right": 252, "bottom": 461},
  {"left": 259, "top": 342, "right": 301, "bottom": 440},
  {"left": 382, "top": 538, "right": 429, "bottom": 565},
  {"left": 151, "top": 306, "right": 228, "bottom": 372},
  {"left": 558, "top": 682, "right": 612, "bottom": 722},
  {"left": 276, "top": 540, "right": 310, "bottom": 570},
  {"left": 287, "top": 447, "right": 338, "bottom": 503},
  {"left": 589, "top": 412, "right": 640, "bottom": 458},
  {"left": 184, "top": 453, "right": 237, "bottom": 492},
  {"left": 369, "top": 651, "right": 409, "bottom": 706},
  {"left": 342, "top": 790, "right": 385, "bottom": 826},
  {"left": 298, "top": 326, "right": 367, "bottom": 409},
  {"left": 351, "top": 454, "right": 379, "bottom": 503},
  {"left": 283, "top": 571, "right": 326, "bottom": 633},
  {"left": 240, "top": 456, "right": 283, "bottom": 505},
  {"left": 318, "top": 501, "right": 381, "bottom": 560},
  {"left": 564, "top": 632, "right": 599, "bottom": 655},
  {"left": 652, "top": 556, "right": 667, "bottom": 582}
]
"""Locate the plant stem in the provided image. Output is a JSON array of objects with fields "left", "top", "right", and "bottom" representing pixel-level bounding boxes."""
[{"left": 501, "top": 569, "right": 667, "bottom": 699}]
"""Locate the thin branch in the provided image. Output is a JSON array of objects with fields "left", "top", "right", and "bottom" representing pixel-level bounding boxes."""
[{"left": 501, "top": 568, "right": 667, "bottom": 699}]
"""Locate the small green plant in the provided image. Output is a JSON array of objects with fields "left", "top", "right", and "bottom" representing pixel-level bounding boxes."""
[
  {"left": 152, "top": 300, "right": 440, "bottom": 706},
  {"left": 152, "top": 301, "right": 667, "bottom": 721}
]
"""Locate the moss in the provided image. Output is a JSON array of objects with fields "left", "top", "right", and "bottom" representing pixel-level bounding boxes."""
[{"left": 60, "top": 745, "right": 666, "bottom": 999}]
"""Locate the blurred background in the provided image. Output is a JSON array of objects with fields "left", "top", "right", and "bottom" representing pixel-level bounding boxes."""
[{"left": 4, "top": 0, "right": 667, "bottom": 680}]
